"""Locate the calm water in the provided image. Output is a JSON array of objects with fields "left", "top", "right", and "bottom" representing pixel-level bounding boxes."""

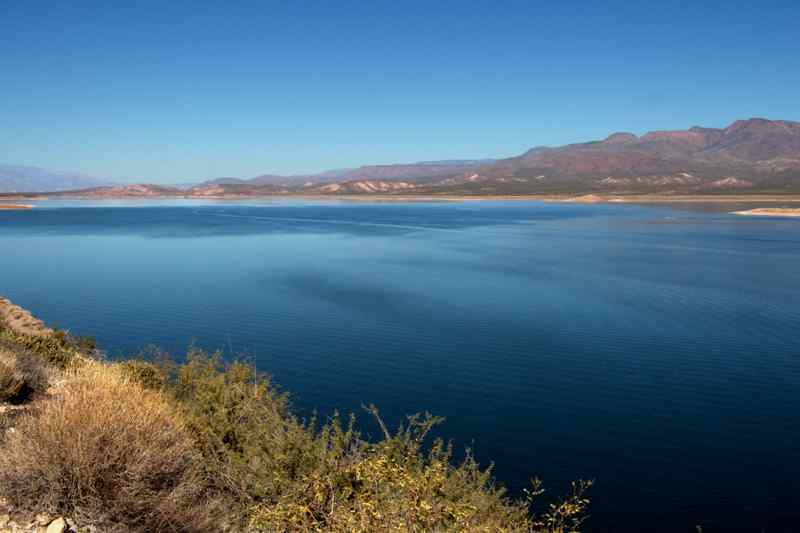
[{"left": 2, "top": 199, "right": 799, "bottom": 532}]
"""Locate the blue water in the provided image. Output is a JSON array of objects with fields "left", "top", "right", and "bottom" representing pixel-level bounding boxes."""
[{"left": 2, "top": 199, "right": 799, "bottom": 532}]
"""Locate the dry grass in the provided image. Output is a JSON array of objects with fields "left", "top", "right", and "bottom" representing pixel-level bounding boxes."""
[
  {"left": 0, "top": 352, "right": 26, "bottom": 402},
  {"left": 0, "top": 362, "right": 218, "bottom": 532},
  {"left": 0, "top": 348, "right": 49, "bottom": 404}
]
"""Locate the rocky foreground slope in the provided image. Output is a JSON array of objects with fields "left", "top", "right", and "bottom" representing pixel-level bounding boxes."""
[{"left": 0, "top": 298, "right": 83, "bottom": 532}]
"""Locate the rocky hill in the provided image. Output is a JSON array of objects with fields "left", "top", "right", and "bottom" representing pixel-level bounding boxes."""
[
  {"left": 187, "top": 118, "right": 800, "bottom": 195},
  {"left": 4, "top": 119, "right": 799, "bottom": 197},
  {"left": 191, "top": 160, "right": 490, "bottom": 190},
  {"left": 463, "top": 118, "right": 800, "bottom": 194}
]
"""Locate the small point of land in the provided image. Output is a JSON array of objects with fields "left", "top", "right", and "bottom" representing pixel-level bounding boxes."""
[{"left": 731, "top": 207, "right": 800, "bottom": 217}]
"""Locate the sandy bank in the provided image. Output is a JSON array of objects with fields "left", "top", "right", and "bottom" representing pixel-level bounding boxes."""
[
  {"left": 0, "top": 204, "right": 33, "bottom": 210},
  {"left": 731, "top": 208, "right": 800, "bottom": 217}
]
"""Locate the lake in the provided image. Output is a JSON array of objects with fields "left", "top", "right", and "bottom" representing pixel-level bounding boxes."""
[{"left": 1, "top": 199, "right": 799, "bottom": 532}]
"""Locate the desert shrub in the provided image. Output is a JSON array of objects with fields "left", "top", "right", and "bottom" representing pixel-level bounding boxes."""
[
  {"left": 0, "top": 348, "right": 48, "bottom": 403},
  {"left": 246, "top": 406, "right": 591, "bottom": 533},
  {"left": 0, "top": 353, "right": 25, "bottom": 402},
  {"left": 0, "top": 318, "right": 100, "bottom": 369},
  {"left": 528, "top": 478, "right": 593, "bottom": 533},
  {"left": 0, "top": 362, "right": 217, "bottom": 532},
  {"left": 118, "top": 358, "right": 167, "bottom": 390},
  {"left": 0, "top": 331, "right": 591, "bottom": 532},
  {"left": 248, "top": 416, "right": 534, "bottom": 532},
  {"left": 0, "top": 328, "right": 76, "bottom": 368},
  {"left": 154, "top": 350, "right": 591, "bottom": 532},
  {"left": 163, "top": 349, "right": 321, "bottom": 507},
  {"left": 73, "top": 334, "right": 97, "bottom": 353}
]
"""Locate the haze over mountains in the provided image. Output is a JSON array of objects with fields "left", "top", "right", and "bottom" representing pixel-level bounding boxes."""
[
  {"left": 4, "top": 118, "right": 800, "bottom": 196},
  {"left": 0, "top": 165, "right": 109, "bottom": 193}
]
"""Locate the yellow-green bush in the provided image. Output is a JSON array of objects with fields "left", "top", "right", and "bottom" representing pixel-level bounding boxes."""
[
  {"left": 247, "top": 407, "right": 591, "bottom": 533},
  {"left": 118, "top": 358, "right": 167, "bottom": 390},
  {"left": 156, "top": 350, "right": 591, "bottom": 532},
  {"left": 0, "top": 325, "right": 78, "bottom": 369},
  {"left": 164, "top": 349, "right": 317, "bottom": 505}
]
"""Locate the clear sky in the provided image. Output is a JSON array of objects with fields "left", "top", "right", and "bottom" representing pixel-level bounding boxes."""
[{"left": 2, "top": 0, "right": 798, "bottom": 183}]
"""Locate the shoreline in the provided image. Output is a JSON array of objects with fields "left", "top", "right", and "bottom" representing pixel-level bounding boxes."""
[
  {"left": 5, "top": 193, "right": 800, "bottom": 204},
  {"left": 731, "top": 207, "right": 800, "bottom": 217}
]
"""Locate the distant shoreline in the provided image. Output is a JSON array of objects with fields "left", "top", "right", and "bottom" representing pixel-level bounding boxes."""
[{"left": 5, "top": 193, "right": 800, "bottom": 204}]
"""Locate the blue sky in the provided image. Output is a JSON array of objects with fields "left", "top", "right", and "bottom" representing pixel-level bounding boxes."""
[{"left": 1, "top": 0, "right": 798, "bottom": 183}]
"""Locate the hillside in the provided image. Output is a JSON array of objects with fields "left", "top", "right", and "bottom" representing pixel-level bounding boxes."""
[
  {"left": 184, "top": 119, "right": 800, "bottom": 196},
  {"left": 463, "top": 118, "right": 800, "bottom": 194},
  {"left": 160, "top": 118, "right": 800, "bottom": 196},
  {"left": 4, "top": 118, "right": 800, "bottom": 198},
  {"left": 191, "top": 160, "right": 491, "bottom": 190}
]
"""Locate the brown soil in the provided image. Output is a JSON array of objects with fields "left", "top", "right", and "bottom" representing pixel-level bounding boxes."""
[{"left": 0, "top": 298, "right": 52, "bottom": 337}]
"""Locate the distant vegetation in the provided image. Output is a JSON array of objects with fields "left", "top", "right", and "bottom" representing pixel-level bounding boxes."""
[{"left": 0, "top": 310, "right": 591, "bottom": 532}]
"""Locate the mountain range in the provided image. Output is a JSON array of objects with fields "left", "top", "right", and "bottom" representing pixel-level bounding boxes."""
[
  {"left": 3, "top": 118, "right": 800, "bottom": 197},
  {"left": 195, "top": 160, "right": 493, "bottom": 189},
  {"left": 0, "top": 165, "right": 109, "bottom": 193}
]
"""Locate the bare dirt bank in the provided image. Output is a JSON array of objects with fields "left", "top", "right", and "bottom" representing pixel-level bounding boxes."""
[
  {"left": 731, "top": 208, "right": 800, "bottom": 217},
  {"left": 0, "top": 297, "right": 52, "bottom": 337}
]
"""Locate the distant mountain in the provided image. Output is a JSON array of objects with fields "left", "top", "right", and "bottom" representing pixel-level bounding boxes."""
[
  {"left": 307, "top": 180, "right": 421, "bottom": 194},
  {"left": 338, "top": 159, "right": 490, "bottom": 183},
  {"left": 55, "top": 184, "right": 183, "bottom": 198},
  {"left": 194, "top": 120, "right": 799, "bottom": 195},
  {"left": 193, "top": 160, "right": 492, "bottom": 190},
  {"left": 197, "top": 177, "right": 245, "bottom": 187},
  {"left": 6, "top": 119, "right": 800, "bottom": 198},
  {"left": 298, "top": 120, "right": 800, "bottom": 195},
  {"left": 459, "top": 118, "right": 800, "bottom": 194},
  {"left": 195, "top": 170, "right": 350, "bottom": 189},
  {"left": 0, "top": 165, "right": 109, "bottom": 193}
]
